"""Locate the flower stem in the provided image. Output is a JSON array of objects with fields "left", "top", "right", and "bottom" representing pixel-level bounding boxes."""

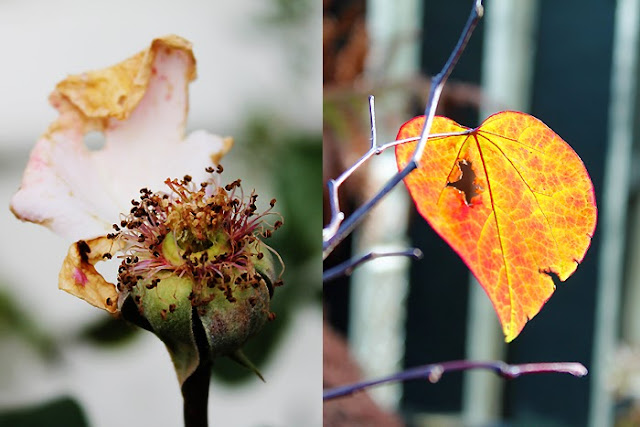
[
  {"left": 182, "top": 359, "right": 212, "bottom": 427},
  {"left": 182, "top": 307, "right": 213, "bottom": 427}
]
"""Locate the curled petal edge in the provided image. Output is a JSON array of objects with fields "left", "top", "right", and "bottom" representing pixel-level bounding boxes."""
[
  {"left": 50, "top": 34, "right": 196, "bottom": 133},
  {"left": 59, "top": 236, "right": 124, "bottom": 313}
]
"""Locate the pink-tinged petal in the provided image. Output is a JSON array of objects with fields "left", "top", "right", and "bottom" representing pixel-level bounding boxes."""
[
  {"left": 58, "top": 236, "right": 123, "bottom": 313},
  {"left": 10, "top": 35, "right": 231, "bottom": 242}
]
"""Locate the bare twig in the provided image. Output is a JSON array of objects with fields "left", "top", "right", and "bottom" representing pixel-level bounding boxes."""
[
  {"left": 323, "top": 248, "right": 423, "bottom": 283},
  {"left": 322, "top": 0, "right": 484, "bottom": 259},
  {"left": 323, "top": 95, "right": 471, "bottom": 243},
  {"left": 323, "top": 360, "right": 587, "bottom": 400}
]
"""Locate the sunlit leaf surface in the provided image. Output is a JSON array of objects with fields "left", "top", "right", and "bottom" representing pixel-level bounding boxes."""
[{"left": 396, "top": 111, "right": 597, "bottom": 341}]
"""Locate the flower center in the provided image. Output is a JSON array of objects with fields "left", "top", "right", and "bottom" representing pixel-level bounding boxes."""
[{"left": 109, "top": 167, "right": 283, "bottom": 307}]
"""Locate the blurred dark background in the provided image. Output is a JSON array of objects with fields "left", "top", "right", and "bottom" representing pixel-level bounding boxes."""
[{"left": 324, "top": 1, "right": 639, "bottom": 426}]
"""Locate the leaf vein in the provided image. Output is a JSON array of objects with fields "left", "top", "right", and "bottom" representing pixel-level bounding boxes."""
[
  {"left": 474, "top": 135, "right": 515, "bottom": 328},
  {"left": 476, "top": 126, "right": 545, "bottom": 155},
  {"left": 477, "top": 133, "right": 561, "bottom": 263}
]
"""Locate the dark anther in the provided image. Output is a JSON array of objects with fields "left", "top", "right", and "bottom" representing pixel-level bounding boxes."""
[
  {"left": 102, "top": 253, "right": 112, "bottom": 260},
  {"left": 184, "top": 175, "right": 192, "bottom": 183},
  {"left": 270, "top": 198, "right": 276, "bottom": 207},
  {"left": 216, "top": 164, "right": 224, "bottom": 173},
  {"left": 205, "top": 166, "right": 215, "bottom": 173}
]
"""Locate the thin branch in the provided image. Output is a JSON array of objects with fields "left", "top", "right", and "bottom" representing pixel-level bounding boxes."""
[
  {"left": 324, "top": 96, "right": 377, "bottom": 241},
  {"left": 411, "top": 0, "right": 484, "bottom": 165},
  {"left": 323, "top": 248, "right": 423, "bottom": 283},
  {"left": 323, "top": 0, "right": 484, "bottom": 259},
  {"left": 323, "top": 360, "right": 587, "bottom": 401},
  {"left": 323, "top": 126, "right": 471, "bottom": 243}
]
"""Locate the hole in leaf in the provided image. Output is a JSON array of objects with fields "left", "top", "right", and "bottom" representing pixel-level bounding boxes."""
[
  {"left": 84, "top": 131, "right": 106, "bottom": 151},
  {"left": 540, "top": 267, "right": 561, "bottom": 284},
  {"left": 447, "top": 159, "right": 482, "bottom": 205}
]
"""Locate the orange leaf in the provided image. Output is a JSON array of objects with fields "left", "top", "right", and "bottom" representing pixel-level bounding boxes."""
[{"left": 395, "top": 111, "right": 597, "bottom": 342}]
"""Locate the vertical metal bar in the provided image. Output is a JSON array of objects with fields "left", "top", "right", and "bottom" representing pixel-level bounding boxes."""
[
  {"left": 348, "top": 0, "right": 422, "bottom": 411},
  {"left": 589, "top": 0, "right": 640, "bottom": 425},
  {"left": 462, "top": 0, "right": 539, "bottom": 424},
  {"left": 623, "top": 197, "right": 640, "bottom": 343}
]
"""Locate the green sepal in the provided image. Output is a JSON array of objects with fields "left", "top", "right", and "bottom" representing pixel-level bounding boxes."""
[
  {"left": 229, "top": 349, "right": 265, "bottom": 382},
  {"left": 197, "top": 278, "right": 270, "bottom": 359},
  {"left": 132, "top": 274, "right": 199, "bottom": 386}
]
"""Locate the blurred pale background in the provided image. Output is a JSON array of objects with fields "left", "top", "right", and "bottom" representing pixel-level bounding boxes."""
[
  {"left": 0, "top": 1, "right": 321, "bottom": 426},
  {"left": 325, "top": 0, "right": 640, "bottom": 426}
]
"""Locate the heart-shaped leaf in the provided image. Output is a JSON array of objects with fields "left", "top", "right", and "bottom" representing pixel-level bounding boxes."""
[{"left": 396, "top": 111, "right": 597, "bottom": 342}]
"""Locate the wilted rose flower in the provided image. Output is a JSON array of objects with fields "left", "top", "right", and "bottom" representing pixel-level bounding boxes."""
[{"left": 10, "top": 35, "right": 283, "bottom": 383}]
